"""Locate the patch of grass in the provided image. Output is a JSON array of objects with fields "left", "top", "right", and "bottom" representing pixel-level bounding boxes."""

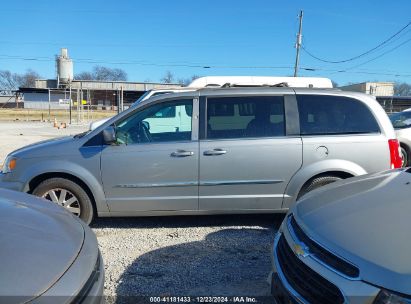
[{"left": 0, "top": 108, "right": 117, "bottom": 122}]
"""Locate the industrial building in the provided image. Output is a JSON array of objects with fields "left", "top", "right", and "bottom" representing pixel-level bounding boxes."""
[
  {"left": 16, "top": 48, "right": 181, "bottom": 111},
  {"left": 21, "top": 80, "right": 181, "bottom": 110},
  {"left": 339, "top": 82, "right": 411, "bottom": 112},
  {"left": 339, "top": 82, "right": 395, "bottom": 97}
]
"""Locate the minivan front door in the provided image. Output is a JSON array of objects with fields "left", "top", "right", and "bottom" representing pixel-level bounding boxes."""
[
  {"left": 199, "top": 95, "right": 302, "bottom": 211},
  {"left": 101, "top": 98, "right": 199, "bottom": 214}
]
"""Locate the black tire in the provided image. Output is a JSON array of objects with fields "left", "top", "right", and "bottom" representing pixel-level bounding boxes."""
[
  {"left": 401, "top": 146, "right": 409, "bottom": 167},
  {"left": 32, "top": 177, "right": 94, "bottom": 225},
  {"left": 297, "top": 175, "right": 342, "bottom": 200}
]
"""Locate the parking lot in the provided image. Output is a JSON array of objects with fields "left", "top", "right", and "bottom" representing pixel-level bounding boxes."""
[
  {"left": 0, "top": 121, "right": 282, "bottom": 302},
  {"left": 0, "top": 121, "right": 89, "bottom": 166}
]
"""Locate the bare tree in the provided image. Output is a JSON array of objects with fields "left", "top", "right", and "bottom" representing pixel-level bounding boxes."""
[
  {"left": 19, "top": 69, "right": 41, "bottom": 87},
  {"left": 394, "top": 82, "right": 411, "bottom": 96},
  {"left": 0, "top": 70, "right": 20, "bottom": 92},
  {"left": 75, "top": 71, "right": 94, "bottom": 80},
  {"left": 161, "top": 71, "right": 175, "bottom": 84},
  {"left": 0, "top": 69, "right": 41, "bottom": 93},
  {"left": 75, "top": 65, "right": 128, "bottom": 81},
  {"left": 93, "top": 66, "right": 127, "bottom": 81}
]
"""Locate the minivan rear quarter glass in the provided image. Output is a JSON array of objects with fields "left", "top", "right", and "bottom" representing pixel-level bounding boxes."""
[{"left": 297, "top": 95, "right": 380, "bottom": 135}]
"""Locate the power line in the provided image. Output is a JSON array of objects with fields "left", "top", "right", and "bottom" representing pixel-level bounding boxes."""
[
  {"left": 1, "top": 54, "right": 411, "bottom": 78},
  {"left": 300, "top": 66, "right": 411, "bottom": 77},
  {"left": 328, "top": 36, "right": 411, "bottom": 75},
  {"left": 0, "top": 55, "right": 293, "bottom": 70},
  {"left": 302, "top": 20, "right": 411, "bottom": 63}
]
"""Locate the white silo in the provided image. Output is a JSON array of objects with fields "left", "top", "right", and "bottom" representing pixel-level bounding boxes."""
[{"left": 56, "top": 48, "right": 73, "bottom": 86}]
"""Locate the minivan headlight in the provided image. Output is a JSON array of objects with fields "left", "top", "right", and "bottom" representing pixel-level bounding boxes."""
[
  {"left": 374, "top": 289, "right": 411, "bottom": 304},
  {"left": 1, "top": 156, "right": 17, "bottom": 174}
]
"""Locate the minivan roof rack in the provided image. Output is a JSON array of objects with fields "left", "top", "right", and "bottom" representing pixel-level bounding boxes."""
[{"left": 188, "top": 76, "right": 333, "bottom": 89}]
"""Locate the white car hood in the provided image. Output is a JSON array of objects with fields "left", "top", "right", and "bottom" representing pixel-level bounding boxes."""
[{"left": 294, "top": 169, "right": 411, "bottom": 294}]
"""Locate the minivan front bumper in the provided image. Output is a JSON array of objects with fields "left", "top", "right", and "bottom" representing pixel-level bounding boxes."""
[{"left": 0, "top": 173, "right": 24, "bottom": 192}]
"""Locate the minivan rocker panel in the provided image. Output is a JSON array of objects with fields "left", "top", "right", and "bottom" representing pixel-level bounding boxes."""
[{"left": 0, "top": 87, "right": 400, "bottom": 224}]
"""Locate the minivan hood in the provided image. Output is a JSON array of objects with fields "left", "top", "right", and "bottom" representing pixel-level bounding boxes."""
[
  {"left": 0, "top": 189, "right": 84, "bottom": 303},
  {"left": 10, "top": 136, "right": 75, "bottom": 158},
  {"left": 294, "top": 169, "right": 411, "bottom": 294}
]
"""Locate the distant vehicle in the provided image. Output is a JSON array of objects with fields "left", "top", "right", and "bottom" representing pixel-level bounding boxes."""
[
  {"left": 89, "top": 88, "right": 191, "bottom": 130},
  {"left": 271, "top": 168, "right": 411, "bottom": 304},
  {"left": 0, "top": 189, "right": 104, "bottom": 303},
  {"left": 187, "top": 76, "right": 334, "bottom": 88},
  {"left": 0, "top": 80, "right": 401, "bottom": 224},
  {"left": 389, "top": 111, "right": 411, "bottom": 166}
]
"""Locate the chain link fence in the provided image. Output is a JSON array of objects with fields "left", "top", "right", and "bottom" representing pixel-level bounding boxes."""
[{"left": 0, "top": 89, "right": 124, "bottom": 124}]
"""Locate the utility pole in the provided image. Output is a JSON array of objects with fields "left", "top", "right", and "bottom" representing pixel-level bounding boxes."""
[
  {"left": 69, "top": 84, "right": 72, "bottom": 124},
  {"left": 120, "top": 86, "right": 124, "bottom": 112},
  {"left": 48, "top": 89, "right": 51, "bottom": 121},
  {"left": 294, "top": 10, "right": 303, "bottom": 77}
]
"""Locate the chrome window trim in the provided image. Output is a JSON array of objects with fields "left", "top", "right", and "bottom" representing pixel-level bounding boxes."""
[
  {"left": 199, "top": 194, "right": 287, "bottom": 199},
  {"left": 199, "top": 135, "right": 299, "bottom": 142},
  {"left": 114, "top": 180, "right": 284, "bottom": 188},
  {"left": 199, "top": 179, "right": 283, "bottom": 186},
  {"left": 114, "top": 182, "right": 197, "bottom": 188}
]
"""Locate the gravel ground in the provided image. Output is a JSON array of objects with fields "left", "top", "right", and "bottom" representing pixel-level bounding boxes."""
[
  {"left": 0, "top": 121, "right": 284, "bottom": 302},
  {"left": 93, "top": 214, "right": 284, "bottom": 303},
  {"left": 0, "top": 121, "right": 88, "bottom": 164}
]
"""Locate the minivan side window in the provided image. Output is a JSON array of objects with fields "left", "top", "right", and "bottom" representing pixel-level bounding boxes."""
[
  {"left": 115, "top": 100, "right": 193, "bottom": 144},
  {"left": 206, "top": 96, "right": 285, "bottom": 139},
  {"left": 297, "top": 95, "right": 380, "bottom": 135}
]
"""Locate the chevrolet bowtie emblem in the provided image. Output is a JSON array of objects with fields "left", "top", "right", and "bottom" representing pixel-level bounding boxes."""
[{"left": 293, "top": 244, "right": 308, "bottom": 257}]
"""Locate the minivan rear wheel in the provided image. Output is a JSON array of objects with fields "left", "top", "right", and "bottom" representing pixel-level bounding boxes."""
[
  {"left": 297, "top": 175, "right": 342, "bottom": 200},
  {"left": 33, "top": 178, "right": 94, "bottom": 224},
  {"left": 401, "top": 146, "right": 408, "bottom": 167}
]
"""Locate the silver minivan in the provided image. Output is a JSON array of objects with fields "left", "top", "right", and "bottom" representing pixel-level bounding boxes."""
[{"left": 0, "top": 86, "right": 402, "bottom": 224}]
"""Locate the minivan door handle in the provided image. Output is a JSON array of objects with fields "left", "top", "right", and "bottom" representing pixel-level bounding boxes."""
[
  {"left": 170, "top": 150, "right": 194, "bottom": 157},
  {"left": 203, "top": 148, "right": 227, "bottom": 156}
]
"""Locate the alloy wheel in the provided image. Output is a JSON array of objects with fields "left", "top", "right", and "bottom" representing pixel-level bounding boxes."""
[
  {"left": 401, "top": 147, "right": 408, "bottom": 167},
  {"left": 42, "top": 188, "right": 81, "bottom": 216}
]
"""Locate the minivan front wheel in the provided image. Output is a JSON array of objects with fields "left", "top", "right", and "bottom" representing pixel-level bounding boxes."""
[
  {"left": 33, "top": 178, "right": 94, "bottom": 224},
  {"left": 297, "top": 175, "right": 342, "bottom": 200}
]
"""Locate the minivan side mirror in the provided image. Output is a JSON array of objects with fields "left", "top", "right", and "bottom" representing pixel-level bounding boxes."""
[{"left": 103, "top": 126, "right": 117, "bottom": 145}]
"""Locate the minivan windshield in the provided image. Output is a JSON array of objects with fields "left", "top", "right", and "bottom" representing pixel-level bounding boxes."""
[{"left": 389, "top": 111, "right": 411, "bottom": 129}]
